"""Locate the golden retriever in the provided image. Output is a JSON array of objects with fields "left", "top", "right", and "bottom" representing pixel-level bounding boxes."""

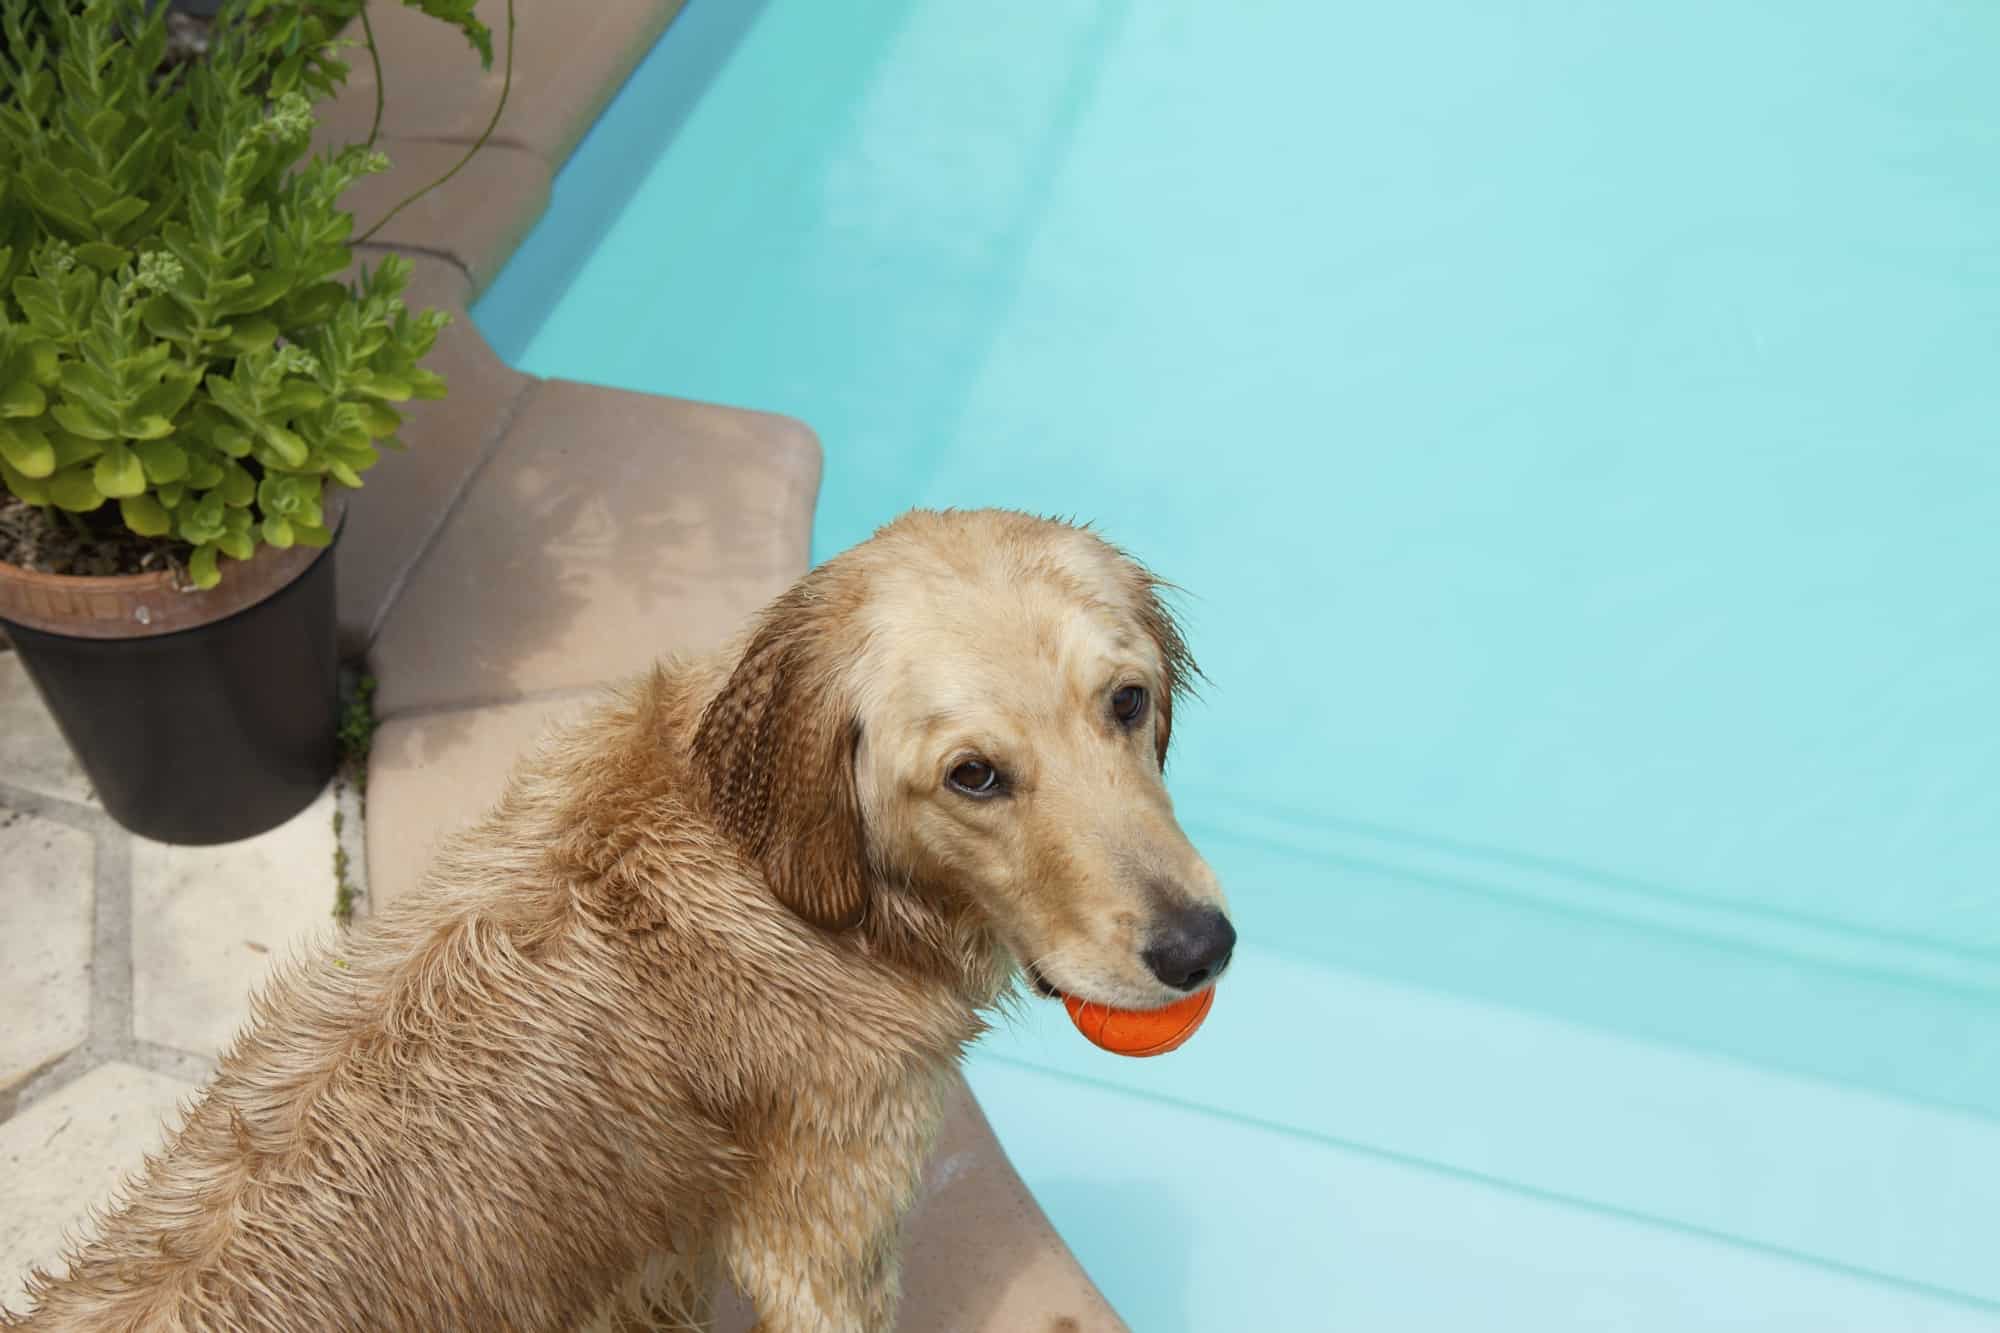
[{"left": 6, "top": 508, "right": 1236, "bottom": 1332}]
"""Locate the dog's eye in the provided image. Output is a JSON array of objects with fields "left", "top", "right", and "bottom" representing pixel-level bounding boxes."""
[
  {"left": 1112, "top": 685, "right": 1148, "bottom": 725},
  {"left": 947, "top": 759, "right": 1002, "bottom": 797}
]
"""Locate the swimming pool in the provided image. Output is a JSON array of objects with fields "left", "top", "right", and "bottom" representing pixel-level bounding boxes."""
[{"left": 475, "top": 1, "right": 2000, "bottom": 1326}]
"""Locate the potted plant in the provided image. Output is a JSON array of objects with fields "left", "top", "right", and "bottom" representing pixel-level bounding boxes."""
[{"left": 0, "top": 0, "right": 502, "bottom": 844}]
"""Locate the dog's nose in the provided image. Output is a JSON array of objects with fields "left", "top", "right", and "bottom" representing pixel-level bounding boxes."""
[{"left": 1141, "top": 907, "right": 1236, "bottom": 992}]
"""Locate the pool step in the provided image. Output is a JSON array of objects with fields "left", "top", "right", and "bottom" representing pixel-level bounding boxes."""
[
  {"left": 976, "top": 946, "right": 2000, "bottom": 1319},
  {"left": 969, "top": 1052, "right": 2000, "bottom": 1333}
]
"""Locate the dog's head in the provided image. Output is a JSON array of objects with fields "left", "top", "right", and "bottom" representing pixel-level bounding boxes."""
[{"left": 692, "top": 509, "right": 1233, "bottom": 1011}]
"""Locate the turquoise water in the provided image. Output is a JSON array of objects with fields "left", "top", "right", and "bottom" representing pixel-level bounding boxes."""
[{"left": 475, "top": 1, "right": 2000, "bottom": 1326}]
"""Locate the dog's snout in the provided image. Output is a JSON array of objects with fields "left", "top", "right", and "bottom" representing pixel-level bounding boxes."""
[{"left": 1141, "top": 906, "right": 1236, "bottom": 992}]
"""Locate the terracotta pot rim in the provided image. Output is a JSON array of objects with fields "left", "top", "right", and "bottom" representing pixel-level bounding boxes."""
[{"left": 0, "top": 492, "right": 347, "bottom": 641}]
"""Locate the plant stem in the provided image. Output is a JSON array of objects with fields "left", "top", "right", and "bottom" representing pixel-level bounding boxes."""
[
  {"left": 359, "top": 0, "right": 385, "bottom": 151},
  {"left": 354, "top": 0, "right": 515, "bottom": 245}
]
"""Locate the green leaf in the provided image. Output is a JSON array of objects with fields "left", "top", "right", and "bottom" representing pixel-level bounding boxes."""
[
  {"left": 124, "top": 413, "right": 176, "bottom": 441},
  {"left": 271, "top": 379, "right": 327, "bottom": 413},
  {"left": 92, "top": 443, "right": 147, "bottom": 498},
  {"left": 219, "top": 460, "right": 255, "bottom": 507},
  {"left": 358, "top": 373, "right": 413, "bottom": 402},
  {"left": 261, "top": 515, "right": 295, "bottom": 548},
  {"left": 47, "top": 467, "right": 107, "bottom": 513},
  {"left": 89, "top": 196, "right": 149, "bottom": 232},
  {"left": 409, "top": 369, "right": 448, "bottom": 400},
  {"left": 278, "top": 281, "right": 346, "bottom": 326},
  {"left": 141, "top": 294, "right": 192, "bottom": 341},
  {"left": 220, "top": 271, "right": 291, "bottom": 317},
  {"left": 57, "top": 362, "right": 120, "bottom": 415},
  {"left": 0, "top": 379, "right": 47, "bottom": 418},
  {"left": 188, "top": 407, "right": 254, "bottom": 458},
  {"left": 119, "top": 493, "right": 172, "bottom": 537},
  {"left": 0, "top": 422, "right": 55, "bottom": 478},
  {"left": 186, "top": 455, "right": 223, "bottom": 490},
  {"left": 214, "top": 423, "right": 252, "bottom": 457},
  {"left": 356, "top": 402, "right": 402, "bottom": 436},
  {"left": 21, "top": 163, "right": 93, "bottom": 236},
  {"left": 132, "top": 438, "right": 188, "bottom": 483},
  {"left": 80, "top": 107, "right": 127, "bottom": 151},
  {"left": 259, "top": 424, "right": 309, "bottom": 468},
  {"left": 256, "top": 472, "right": 319, "bottom": 517},
  {"left": 0, "top": 459, "right": 50, "bottom": 506},
  {"left": 48, "top": 429, "right": 102, "bottom": 469},
  {"left": 73, "top": 241, "right": 130, "bottom": 271},
  {"left": 133, "top": 371, "right": 199, "bottom": 425},
  {"left": 51, "top": 401, "right": 116, "bottom": 440},
  {"left": 217, "top": 529, "right": 254, "bottom": 562},
  {"left": 289, "top": 519, "right": 332, "bottom": 549},
  {"left": 26, "top": 343, "right": 60, "bottom": 386},
  {"left": 222, "top": 318, "right": 279, "bottom": 354},
  {"left": 157, "top": 482, "right": 185, "bottom": 509},
  {"left": 404, "top": 0, "right": 494, "bottom": 65},
  {"left": 188, "top": 543, "right": 220, "bottom": 589},
  {"left": 328, "top": 460, "right": 363, "bottom": 488},
  {"left": 178, "top": 492, "right": 227, "bottom": 544}
]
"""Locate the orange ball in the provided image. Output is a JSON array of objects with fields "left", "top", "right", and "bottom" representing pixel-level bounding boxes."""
[{"left": 1062, "top": 986, "right": 1215, "bottom": 1058}]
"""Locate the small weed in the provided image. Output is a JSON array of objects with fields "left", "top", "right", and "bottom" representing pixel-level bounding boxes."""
[
  {"left": 331, "top": 673, "right": 377, "bottom": 924},
  {"left": 337, "top": 674, "right": 379, "bottom": 795},
  {"left": 331, "top": 806, "right": 359, "bottom": 924}
]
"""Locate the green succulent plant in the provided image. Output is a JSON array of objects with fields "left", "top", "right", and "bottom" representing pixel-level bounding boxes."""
[{"left": 0, "top": 0, "right": 497, "bottom": 587}]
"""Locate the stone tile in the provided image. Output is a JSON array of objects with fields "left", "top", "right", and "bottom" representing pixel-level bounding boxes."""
[
  {"left": 0, "top": 1062, "right": 194, "bottom": 1316},
  {"left": 316, "top": 0, "right": 690, "bottom": 166},
  {"left": 371, "top": 382, "right": 821, "bottom": 718},
  {"left": 364, "top": 690, "right": 600, "bottom": 913},
  {"left": 131, "top": 786, "right": 345, "bottom": 1060},
  {"left": 0, "top": 812, "right": 93, "bottom": 1097},
  {"left": 326, "top": 136, "right": 552, "bottom": 292},
  {"left": 0, "top": 654, "right": 95, "bottom": 807},
  {"left": 336, "top": 250, "right": 536, "bottom": 658}
]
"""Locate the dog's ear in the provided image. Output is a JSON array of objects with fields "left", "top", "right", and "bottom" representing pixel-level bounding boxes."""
[
  {"left": 691, "top": 587, "right": 868, "bottom": 929},
  {"left": 1131, "top": 570, "right": 1201, "bottom": 771}
]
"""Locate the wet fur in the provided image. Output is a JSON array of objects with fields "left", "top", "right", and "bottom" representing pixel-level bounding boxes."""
[{"left": 5, "top": 509, "right": 1218, "bottom": 1332}]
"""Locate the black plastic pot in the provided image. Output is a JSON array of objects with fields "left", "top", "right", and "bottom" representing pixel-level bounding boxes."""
[{"left": 3, "top": 534, "right": 341, "bottom": 846}]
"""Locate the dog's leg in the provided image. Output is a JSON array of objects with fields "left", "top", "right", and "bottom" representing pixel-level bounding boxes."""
[
  {"left": 722, "top": 1078, "right": 945, "bottom": 1333},
  {"left": 582, "top": 1247, "right": 719, "bottom": 1333}
]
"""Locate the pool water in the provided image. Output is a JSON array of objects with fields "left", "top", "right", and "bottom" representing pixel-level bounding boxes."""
[{"left": 475, "top": 1, "right": 2000, "bottom": 1326}]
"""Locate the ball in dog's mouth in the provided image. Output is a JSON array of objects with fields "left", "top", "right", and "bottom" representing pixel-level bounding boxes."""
[{"left": 1021, "top": 964, "right": 1216, "bottom": 1058}]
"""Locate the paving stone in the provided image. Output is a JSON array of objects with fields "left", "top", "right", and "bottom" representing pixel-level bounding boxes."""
[
  {"left": 130, "top": 786, "right": 345, "bottom": 1060},
  {"left": 326, "top": 135, "right": 553, "bottom": 292},
  {"left": 0, "top": 1062, "right": 194, "bottom": 1316},
  {"left": 0, "top": 812, "right": 93, "bottom": 1098},
  {"left": 365, "top": 690, "right": 600, "bottom": 914},
  {"left": 0, "top": 655, "right": 95, "bottom": 807},
  {"left": 335, "top": 250, "right": 536, "bottom": 658},
  {"left": 371, "top": 381, "right": 821, "bottom": 718},
  {"left": 316, "top": 0, "right": 690, "bottom": 165}
]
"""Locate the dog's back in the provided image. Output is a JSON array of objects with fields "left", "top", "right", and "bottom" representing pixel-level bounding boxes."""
[{"left": 8, "top": 667, "right": 976, "bottom": 1330}]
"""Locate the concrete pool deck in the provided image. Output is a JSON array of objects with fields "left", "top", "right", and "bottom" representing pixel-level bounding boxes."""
[{"left": 0, "top": 1, "right": 1124, "bottom": 1326}]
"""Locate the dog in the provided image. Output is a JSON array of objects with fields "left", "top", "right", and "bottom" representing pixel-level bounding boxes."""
[{"left": 7, "top": 508, "right": 1236, "bottom": 1332}]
